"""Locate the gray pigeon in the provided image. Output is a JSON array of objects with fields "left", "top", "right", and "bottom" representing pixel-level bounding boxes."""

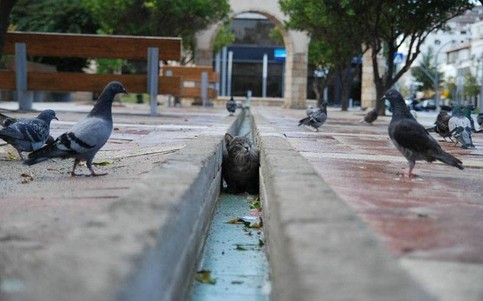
[
  {"left": 298, "top": 101, "right": 328, "bottom": 131},
  {"left": 306, "top": 105, "right": 315, "bottom": 116},
  {"left": 448, "top": 106, "right": 474, "bottom": 149},
  {"left": 0, "top": 110, "right": 58, "bottom": 159},
  {"left": 427, "top": 110, "right": 453, "bottom": 142},
  {"left": 226, "top": 96, "right": 237, "bottom": 116},
  {"left": 360, "top": 108, "right": 378, "bottom": 125},
  {"left": 24, "top": 81, "right": 128, "bottom": 176},
  {"left": 382, "top": 89, "right": 463, "bottom": 177},
  {"left": 477, "top": 113, "right": 483, "bottom": 128}
]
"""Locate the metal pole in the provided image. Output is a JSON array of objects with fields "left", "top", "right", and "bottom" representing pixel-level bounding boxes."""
[
  {"left": 245, "top": 90, "right": 252, "bottom": 109},
  {"left": 215, "top": 52, "right": 221, "bottom": 94},
  {"left": 479, "top": 56, "right": 483, "bottom": 112},
  {"left": 262, "top": 53, "right": 268, "bottom": 98},
  {"left": 281, "top": 62, "right": 285, "bottom": 98},
  {"left": 166, "top": 69, "right": 173, "bottom": 107},
  {"left": 201, "top": 71, "right": 208, "bottom": 107},
  {"left": 227, "top": 51, "right": 233, "bottom": 97},
  {"left": 15, "top": 43, "right": 33, "bottom": 110},
  {"left": 147, "top": 47, "right": 159, "bottom": 115},
  {"left": 221, "top": 47, "right": 227, "bottom": 96}
]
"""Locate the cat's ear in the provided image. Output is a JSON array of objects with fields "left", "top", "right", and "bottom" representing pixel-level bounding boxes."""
[{"left": 225, "top": 133, "right": 234, "bottom": 144}]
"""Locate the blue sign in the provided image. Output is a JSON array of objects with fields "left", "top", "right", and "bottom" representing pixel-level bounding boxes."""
[
  {"left": 393, "top": 52, "right": 404, "bottom": 64},
  {"left": 274, "top": 48, "right": 286, "bottom": 62}
]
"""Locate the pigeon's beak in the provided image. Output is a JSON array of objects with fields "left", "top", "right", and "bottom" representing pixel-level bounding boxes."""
[
  {"left": 380, "top": 95, "right": 388, "bottom": 102},
  {"left": 54, "top": 116, "right": 59, "bottom": 121},
  {"left": 122, "top": 88, "right": 129, "bottom": 96}
]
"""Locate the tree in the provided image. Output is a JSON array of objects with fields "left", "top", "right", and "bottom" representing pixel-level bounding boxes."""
[
  {"left": 411, "top": 46, "right": 444, "bottom": 92},
  {"left": 9, "top": 0, "right": 100, "bottom": 71},
  {"left": 352, "top": 0, "right": 474, "bottom": 114},
  {"left": 280, "top": 0, "right": 365, "bottom": 110},
  {"left": 280, "top": 0, "right": 474, "bottom": 114},
  {"left": 82, "top": 0, "right": 230, "bottom": 63},
  {"left": 464, "top": 72, "right": 480, "bottom": 102},
  {"left": 213, "top": 21, "right": 235, "bottom": 55},
  {"left": 0, "top": 0, "right": 17, "bottom": 59}
]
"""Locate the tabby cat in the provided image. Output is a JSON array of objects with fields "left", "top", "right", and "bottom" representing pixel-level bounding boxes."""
[{"left": 222, "top": 132, "right": 259, "bottom": 194}]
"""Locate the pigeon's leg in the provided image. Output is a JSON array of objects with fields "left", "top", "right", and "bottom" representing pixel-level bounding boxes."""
[
  {"left": 71, "top": 159, "right": 82, "bottom": 176},
  {"left": 86, "top": 160, "right": 107, "bottom": 177},
  {"left": 15, "top": 149, "right": 24, "bottom": 160},
  {"left": 402, "top": 160, "right": 416, "bottom": 178}
]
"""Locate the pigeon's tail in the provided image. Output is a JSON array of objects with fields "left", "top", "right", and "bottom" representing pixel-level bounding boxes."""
[
  {"left": 298, "top": 116, "right": 311, "bottom": 126},
  {"left": 0, "top": 113, "right": 15, "bottom": 127},
  {"left": 435, "top": 150, "right": 464, "bottom": 170},
  {"left": 23, "top": 141, "right": 67, "bottom": 166}
]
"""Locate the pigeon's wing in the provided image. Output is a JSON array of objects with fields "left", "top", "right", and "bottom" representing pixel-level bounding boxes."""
[
  {"left": 12, "top": 119, "right": 50, "bottom": 143},
  {"left": 0, "top": 127, "right": 24, "bottom": 141},
  {"left": 392, "top": 119, "right": 441, "bottom": 153},
  {"left": 448, "top": 116, "right": 471, "bottom": 131},
  {"left": 67, "top": 116, "right": 112, "bottom": 153}
]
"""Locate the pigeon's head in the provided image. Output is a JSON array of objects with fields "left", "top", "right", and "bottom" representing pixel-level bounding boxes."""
[
  {"left": 106, "top": 81, "right": 128, "bottom": 96},
  {"left": 37, "top": 109, "right": 58, "bottom": 122},
  {"left": 381, "top": 89, "right": 402, "bottom": 102},
  {"left": 451, "top": 104, "right": 463, "bottom": 116}
]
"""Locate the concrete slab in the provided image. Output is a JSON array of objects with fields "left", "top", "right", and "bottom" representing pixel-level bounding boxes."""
[{"left": 253, "top": 106, "right": 483, "bottom": 301}]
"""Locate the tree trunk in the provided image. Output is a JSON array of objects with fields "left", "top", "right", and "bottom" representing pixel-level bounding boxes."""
[
  {"left": 370, "top": 46, "right": 387, "bottom": 116},
  {"left": 0, "top": 0, "right": 17, "bottom": 59}
]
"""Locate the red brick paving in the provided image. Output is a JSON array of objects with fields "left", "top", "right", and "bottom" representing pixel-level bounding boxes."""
[{"left": 256, "top": 107, "right": 483, "bottom": 263}]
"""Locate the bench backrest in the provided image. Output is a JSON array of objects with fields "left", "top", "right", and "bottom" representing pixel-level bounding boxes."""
[{"left": 3, "top": 31, "right": 181, "bottom": 60}]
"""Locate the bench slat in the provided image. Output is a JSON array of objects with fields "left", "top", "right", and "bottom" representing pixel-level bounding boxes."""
[
  {"left": 3, "top": 32, "right": 182, "bottom": 61},
  {"left": 0, "top": 71, "right": 182, "bottom": 95},
  {"left": 163, "top": 66, "right": 219, "bottom": 82},
  {"left": 181, "top": 87, "right": 217, "bottom": 99},
  {"left": 0, "top": 70, "right": 16, "bottom": 89}
]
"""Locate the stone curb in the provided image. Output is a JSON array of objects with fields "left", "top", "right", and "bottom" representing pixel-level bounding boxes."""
[
  {"left": 253, "top": 112, "right": 437, "bottom": 301},
  {"left": 12, "top": 113, "right": 242, "bottom": 301}
]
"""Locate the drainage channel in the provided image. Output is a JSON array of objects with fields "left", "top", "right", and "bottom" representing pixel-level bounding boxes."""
[{"left": 189, "top": 110, "right": 270, "bottom": 301}]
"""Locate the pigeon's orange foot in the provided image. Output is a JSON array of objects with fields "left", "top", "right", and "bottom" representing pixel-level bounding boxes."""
[{"left": 397, "top": 171, "right": 417, "bottom": 178}]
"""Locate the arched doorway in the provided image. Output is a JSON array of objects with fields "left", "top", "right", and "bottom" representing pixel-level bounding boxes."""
[{"left": 195, "top": 0, "right": 309, "bottom": 109}]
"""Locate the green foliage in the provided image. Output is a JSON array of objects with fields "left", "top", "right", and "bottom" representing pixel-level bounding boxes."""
[
  {"left": 411, "top": 47, "right": 444, "bottom": 91},
  {"left": 9, "top": 0, "right": 99, "bottom": 71},
  {"left": 349, "top": 0, "right": 474, "bottom": 102},
  {"left": 464, "top": 72, "right": 480, "bottom": 98},
  {"left": 82, "top": 0, "right": 230, "bottom": 58},
  {"left": 268, "top": 27, "right": 284, "bottom": 46},
  {"left": 280, "top": 0, "right": 364, "bottom": 109},
  {"left": 445, "top": 76, "right": 457, "bottom": 100},
  {"left": 213, "top": 22, "right": 235, "bottom": 54},
  {"left": 281, "top": 0, "right": 475, "bottom": 113},
  {"left": 96, "top": 58, "right": 126, "bottom": 75}
]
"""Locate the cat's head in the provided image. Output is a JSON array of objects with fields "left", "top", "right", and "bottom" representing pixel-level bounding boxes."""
[{"left": 224, "top": 133, "right": 257, "bottom": 161}]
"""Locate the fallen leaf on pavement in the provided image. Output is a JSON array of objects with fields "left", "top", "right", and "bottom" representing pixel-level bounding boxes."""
[{"left": 195, "top": 270, "right": 216, "bottom": 285}]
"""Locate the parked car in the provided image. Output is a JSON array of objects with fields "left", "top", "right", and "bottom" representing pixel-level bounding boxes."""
[
  {"left": 420, "top": 99, "right": 437, "bottom": 111},
  {"left": 405, "top": 98, "right": 423, "bottom": 111}
]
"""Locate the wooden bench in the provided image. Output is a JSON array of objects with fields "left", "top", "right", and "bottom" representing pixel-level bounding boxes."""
[
  {"left": 162, "top": 66, "right": 218, "bottom": 104},
  {"left": 0, "top": 31, "right": 183, "bottom": 114}
]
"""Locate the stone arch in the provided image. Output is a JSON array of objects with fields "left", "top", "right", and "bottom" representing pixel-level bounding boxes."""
[{"left": 195, "top": 0, "right": 310, "bottom": 109}]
